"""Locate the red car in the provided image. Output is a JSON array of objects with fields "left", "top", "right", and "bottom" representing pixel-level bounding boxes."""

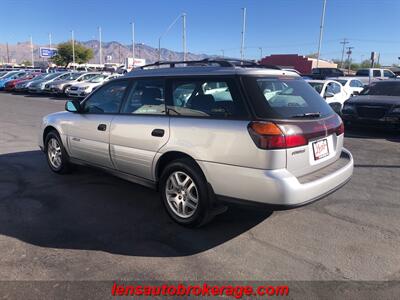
[{"left": 4, "top": 72, "right": 42, "bottom": 91}]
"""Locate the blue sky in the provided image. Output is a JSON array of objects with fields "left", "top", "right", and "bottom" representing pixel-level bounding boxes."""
[{"left": 1, "top": 0, "right": 399, "bottom": 64}]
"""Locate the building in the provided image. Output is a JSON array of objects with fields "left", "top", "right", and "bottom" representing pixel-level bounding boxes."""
[{"left": 260, "top": 54, "right": 338, "bottom": 74}]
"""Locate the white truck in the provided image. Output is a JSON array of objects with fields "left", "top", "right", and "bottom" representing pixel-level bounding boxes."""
[{"left": 354, "top": 68, "right": 397, "bottom": 86}]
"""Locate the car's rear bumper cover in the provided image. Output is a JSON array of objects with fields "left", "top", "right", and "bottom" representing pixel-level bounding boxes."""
[{"left": 198, "top": 148, "right": 353, "bottom": 206}]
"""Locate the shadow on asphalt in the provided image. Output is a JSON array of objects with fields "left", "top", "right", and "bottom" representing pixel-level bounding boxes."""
[
  {"left": 0, "top": 150, "right": 272, "bottom": 257},
  {"left": 345, "top": 127, "right": 400, "bottom": 143}
]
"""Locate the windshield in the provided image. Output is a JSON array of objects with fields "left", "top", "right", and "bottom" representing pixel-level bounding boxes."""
[
  {"left": 360, "top": 81, "right": 400, "bottom": 96},
  {"left": 2, "top": 71, "right": 19, "bottom": 78},
  {"left": 69, "top": 73, "right": 82, "bottom": 80},
  {"left": 89, "top": 75, "right": 107, "bottom": 83},
  {"left": 307, "top": 82, "right": 324, "bottom": 94},
  {"left": 44, "top": 73, "right": 64, "bottom": 80},
  {"left": 244, "top": 77, "right": 333, "bottom": 119}
]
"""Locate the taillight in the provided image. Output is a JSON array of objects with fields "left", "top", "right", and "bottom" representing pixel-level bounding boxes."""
[
  {"left": 336, "top": 121, "right": 344, "bottom": 136},
  {"left": 248, "top": 121, "right": 307, "bottom": 150}
]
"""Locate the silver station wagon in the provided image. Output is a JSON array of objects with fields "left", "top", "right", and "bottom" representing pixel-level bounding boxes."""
[{"left": 39, "top": 59, "right": 354, "bottom": 227}]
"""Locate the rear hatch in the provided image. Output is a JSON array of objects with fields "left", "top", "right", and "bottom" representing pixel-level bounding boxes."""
[{"left": 243, "top": 75, "right": 344, "bottom": 178}]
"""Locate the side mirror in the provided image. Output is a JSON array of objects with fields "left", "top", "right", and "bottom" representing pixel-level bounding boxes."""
[
  {"left": 352, "top": 91, "right": 360, "bottom": 96},
  {"left": 65, "top": 100, "right": 82, "bottom": 113},
  {"left": 324, "top": 92, "right": 335, "bottom": 98}
]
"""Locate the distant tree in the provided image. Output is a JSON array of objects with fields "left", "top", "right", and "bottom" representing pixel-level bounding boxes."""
[
  {"left": 20, "top": 60, "right": 32, "bottom": 66},
  {"left": 51, "top": 42, "right": 94, "bottom": 66},
  {"left": 306, "top": 53, "right": 318, "bottom": 59},
  {"left": 359, "top": 59, "right": 381, "bottom": 68}
]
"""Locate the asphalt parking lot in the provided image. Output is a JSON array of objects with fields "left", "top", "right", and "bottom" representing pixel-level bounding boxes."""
[{"left": 0, "top": 91, "right": 399, "bottom": 282}]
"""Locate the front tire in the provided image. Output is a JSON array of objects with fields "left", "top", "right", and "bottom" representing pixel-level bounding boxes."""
[
  {"left": 45, "top": 131, "right": 71, "bottom": 174},
  {"left": 160, "top": 158, "right": 212, "bottom": 227}
]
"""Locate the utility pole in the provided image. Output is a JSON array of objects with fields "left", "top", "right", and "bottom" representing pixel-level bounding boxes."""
[
  {"left": 30, "top": 35, "right": 34, "bottom": 67},
  {"left": 240, "top": 7, "right": 247, "bottom": 61},
  {"left": 49, "top": 33, "right": 52, "bottom": 49},
  {"left": 221, "top": 49, "right": 225, "bottom": 58},
  {"left": 6, "top": 42, "right": 10, "bottom": 64},
  {"left": 346, "top": 46, "right": 354, "bottom": 75},
  {"left": 340, "top": 38, "right": 348, "bottom": 68},
  {"left": 316, "top": 0, "right": 327, "bottom": 68},
  {"left": 131, "top": 21, "right": 135, "bottom": 63},
  {"left": 182, "top": 13, "right": 187, "bottom": 61},
  {"left": 259, "top": 47, "right": 263, "bottom": 60},
  {"left": 71, "top": 30, "right": 75, "bottom": 70},
  {"left": 98, "top": 26, "right": 102, "bottom": 65}
]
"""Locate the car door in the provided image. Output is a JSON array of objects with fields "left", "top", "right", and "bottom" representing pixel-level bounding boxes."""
[
  {"left": 67, "top": 79, "right": 130, "bottom": 168},
  {"left": 109, "top": 78, "right": 170, "bottom": 180}
]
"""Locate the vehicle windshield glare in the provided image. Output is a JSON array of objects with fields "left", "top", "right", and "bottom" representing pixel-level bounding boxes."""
[
  {"left": 68, "top": 73, "right": 82, "bottom": 80},
  {"left": 244, "top": 77, "right": 333, "bottom": 119},
  {"left": 89, "top": 75, "right": 107, "bottom": 83},
  {"left": 360, "top": 82, "right": 400, "bottom": 96},
  {"left": 335, "top": 79, "right": 347, "bottom": 86}
]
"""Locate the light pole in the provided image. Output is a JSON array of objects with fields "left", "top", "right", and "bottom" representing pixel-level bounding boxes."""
[
  {"left": 30, "top": 35, "right": 34, "bottom": 67},
  {"left": 158, "top": 13, "right": 184, "bottom": 62},
  {"left": 259, "top": 47, "right": 263, "bottom": 60},
  {"left": 221, "top": 49, "right": 225, "bottom": 58},
  {"left": 71, "top": 30, "right": 75, "bottom": 70},
  {"left": 240, "top": 7, "right": 247, "bottom": 61},
  {"left": 98, "top": 26, "right": 102, "bottom": 65},
  {"left": 131, "top": 21, "right": 135, "bottom": 62},
  {"left": 182, "top": 13, "right": 187, "bottom": 61},
  {"left": 49, "top": 33, "right": 52, "bottom": 49},
  {"left": 316, "top": 0, "right": 327, "bottom": 68}
]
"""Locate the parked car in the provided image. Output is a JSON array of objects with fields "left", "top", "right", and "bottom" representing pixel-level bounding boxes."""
[
  {"left": 0, "top": 71, "right": 27, "bottom": 90},
  {"left": 46, "top": 72, "right": 99, "bottom": 96},
  {"left": 14, "top": 73, "right": 50, "bottom": 92},
  {"left": 354, "top": 68, "right": 397, "bottom": 86},
  {"left": 66, "top": 73, "right": 121, "bottom": 98},
  {"left": 39, "top": 59, "right": 353, "bottom": 227},
  {"left": 29, "top": 72, "right": 71, "bottom": 94},
  {"left": 342, "top": 80, "right": 400, "bottom": 130},
  {"left": 4, "top": 72, "right": 41, "bottom": 91},
  {"left": 306, "top": 68, "right": 344, "bottom": 80},
  {"left": 328, "top": 77, "right": 364, "bottom": 96},
  {"left": 307, "top": 79, "right": 350, "bottom": 113}
]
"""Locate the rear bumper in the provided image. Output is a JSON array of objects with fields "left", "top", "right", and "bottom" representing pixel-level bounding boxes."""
[{"left": 198, "top": 148, "right": 353, "bottom": 206}]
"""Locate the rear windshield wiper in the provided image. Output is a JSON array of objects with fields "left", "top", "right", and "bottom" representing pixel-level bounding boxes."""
[{"left": 291, "top": 112, "right": 321, "bottom": 118}]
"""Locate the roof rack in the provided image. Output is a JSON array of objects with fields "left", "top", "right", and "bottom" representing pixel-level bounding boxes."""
[{"left": 139, "top": 58, "right": 280, "bottom": 70}]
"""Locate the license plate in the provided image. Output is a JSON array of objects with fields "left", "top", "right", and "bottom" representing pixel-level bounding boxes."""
[{"left": 312, "top": 138, "right": 329, "bottom": 160}]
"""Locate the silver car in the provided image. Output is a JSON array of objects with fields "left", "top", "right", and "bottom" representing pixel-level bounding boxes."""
[
  {"left": 46, "top": 72, "right": 100, "bottom": 95},
  {"left": 28, "top": 72, "right": 71, "bottom": 93},
  {"left": 38, "top": 59, "right": 354, "bottom": 227}
]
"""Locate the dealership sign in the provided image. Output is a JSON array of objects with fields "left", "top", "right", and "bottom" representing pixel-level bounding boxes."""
[{"left": 39, "top": 47, "right": 58, "bottom": 58}]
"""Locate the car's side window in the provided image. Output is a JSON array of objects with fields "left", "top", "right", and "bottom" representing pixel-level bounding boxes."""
[
  {"left": 373, "top": 70, "right": 381, "bottom": 77},
  {"left": 326, "top": 82, "right": 340, "bottom": 94},
  {"left": 169, "top": 78, "right": 248, "bottom": 118},
  {"left": 383, "top": 70, "right": 395, "bottom": 78},
  {"left": 82, "top": 80, "right": 129, "bottom": 114},
  {"left": 350, "top": 80, "right": 362, "bottom": 88},
  {"left": 121, "top": 79, "right": 165, "bottom": 115}
]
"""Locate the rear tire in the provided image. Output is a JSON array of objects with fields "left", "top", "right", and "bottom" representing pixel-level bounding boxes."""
[
  {"left": 44, "top": 131, "right": 71, "bottom": 174},
  {"left": 160, "top": 158, "right": 212, "bottom": 227}
]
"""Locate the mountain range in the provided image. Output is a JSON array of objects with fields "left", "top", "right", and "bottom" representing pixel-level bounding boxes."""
[{"left": 0, "top": 40, "right": 212, "bottom": 65}]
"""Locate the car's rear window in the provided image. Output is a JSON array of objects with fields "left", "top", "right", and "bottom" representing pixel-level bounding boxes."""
[{"left": 243, "top": 77, "right": 334, "bottom": 119}]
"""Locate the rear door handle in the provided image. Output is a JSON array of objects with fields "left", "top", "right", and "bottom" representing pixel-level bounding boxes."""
[
  {"left": 97, "top": 124, "right": 107, "bottom": 131},
  {"left": 151, "top": 129, "right": 165, "bottom": 137}
]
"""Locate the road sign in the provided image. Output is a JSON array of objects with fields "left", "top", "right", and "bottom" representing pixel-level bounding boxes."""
[{"left": 39, "top": 47, "right": 58, "bottom": 58}]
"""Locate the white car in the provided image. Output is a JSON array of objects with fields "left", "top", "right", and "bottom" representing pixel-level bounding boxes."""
[
  {"left": 328, "top": 77, "right": 364, "bottom": 96},
  {"left": 66, "top": 74, "right": 121, "bottom": 98},
  {"left": 307, "top": 79, "right": 350, "bottom": 113}
]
